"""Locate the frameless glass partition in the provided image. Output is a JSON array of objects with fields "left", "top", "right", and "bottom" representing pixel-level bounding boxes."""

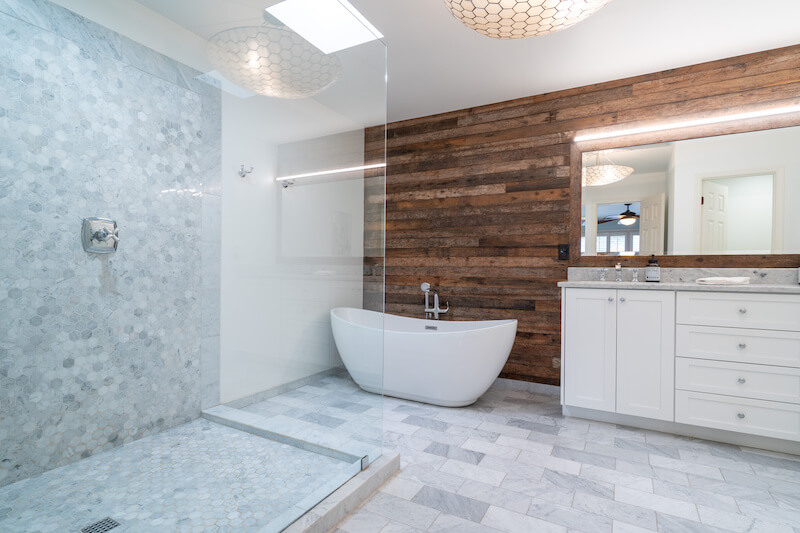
[{"left": 0, "top": 0, "right": 385, "bottom": 530}]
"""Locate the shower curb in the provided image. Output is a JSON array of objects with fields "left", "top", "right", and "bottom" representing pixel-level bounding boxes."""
[
  {"left": 201, "top": 405, "right": 375, "bottom": 464},
  {"left": 280, "top": 452, "right": 400, "bottom": 533},
  {"left": 223, "top": 367, "right": 348, "bottom": 409}
]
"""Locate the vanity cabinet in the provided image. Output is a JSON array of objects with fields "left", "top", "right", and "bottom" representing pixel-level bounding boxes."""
[
  {"left": 616, "top": 290, "right": 675, "bottom": 420},
  {"left": 674, "top": 291, "right": 800, "bottom": 443},
  {"left": 563, "top": 288, "right": 675, "bottom": 421},
  {"left": 561, "top": 284, "right": 800, "bottom": 451},
  {"left": 563, "top": 288, "right": 616, "bottom": 412}
]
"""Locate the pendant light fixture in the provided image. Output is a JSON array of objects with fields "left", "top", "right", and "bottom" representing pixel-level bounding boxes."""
[
  {"left": 206, "top": 20, "right": 341, "bottom": 99},
  {"left": 443, "top": 0, "right": 612, "bottom": 39},
  {"left": 582, "top": 152, "right": 634, "bottom": 187}
]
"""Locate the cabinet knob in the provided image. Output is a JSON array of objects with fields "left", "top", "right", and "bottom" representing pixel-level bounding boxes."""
[
  {"left": 736, "top": 412, "right": 746, "bottom": 419},
  {"left": 737, "top": 377, "right": 746, "bottom": 384},
  {"left": 737, "top": 343, "right": 747, "bottom": 349},
  {"left": 619, "top": 297, "right": 626, "bottom": 302},
  {"left": 739, "top": 308, "right": 747, "bottom": 314},
  {"left": 608, "top": 297, "right": 614, "bottom": 302}
]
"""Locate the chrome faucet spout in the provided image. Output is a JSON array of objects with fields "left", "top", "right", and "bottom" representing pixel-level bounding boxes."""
[
  {"left": 427, "top": 291, "right": 449, "bottom": 320},
  {"left": 422, "top": 282, "right": 449, "bottom": 319}
]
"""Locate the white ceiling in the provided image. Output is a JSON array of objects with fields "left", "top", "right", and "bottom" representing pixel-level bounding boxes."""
[
  {"left": 134, "top": 0, "right": 800, "bottom": 123},
  {"left": 358, "top": 0, "right": 800, "bottom": 122},
  {"left": 585, "top": 144, "right": 674, "bottom": 175}
]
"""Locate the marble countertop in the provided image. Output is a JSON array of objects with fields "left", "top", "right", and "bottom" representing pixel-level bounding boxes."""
[{"left": 557, "top": 281, "right": 800, "bottom": 294}]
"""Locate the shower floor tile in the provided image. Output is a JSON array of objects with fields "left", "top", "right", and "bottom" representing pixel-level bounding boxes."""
[{"left": 0, "top": 419, "right": 357, "bottom": 532}]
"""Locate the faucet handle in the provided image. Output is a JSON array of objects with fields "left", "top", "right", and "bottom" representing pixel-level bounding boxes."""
[
  {"left": 420, "top": 282, "right": 430, "bottom": 292},
  {"left": 92, "top": 227, "right": 119, "bottom": 243}
]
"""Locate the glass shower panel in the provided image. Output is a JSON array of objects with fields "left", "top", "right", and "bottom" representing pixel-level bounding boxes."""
[{"left": 0, "top": 0, "right": 385, "bottom": 530}]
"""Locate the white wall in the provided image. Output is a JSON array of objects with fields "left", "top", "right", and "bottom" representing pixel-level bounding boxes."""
[
  {"left": 665, "top": 150, "right": 676, "bottom": 253},
  {"left": 219, "top": 93, "right": 365, "bottom": 404},
  {"left": 712, "top": 175, "right": 774, "bottom": 254},
  {"left": 670, "top": 127, "right": 799, "bottom": 254}
]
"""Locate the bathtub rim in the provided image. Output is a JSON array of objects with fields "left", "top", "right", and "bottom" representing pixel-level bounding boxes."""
[{"left": 330, "top": 307, "right": 517, "bottom": 335}]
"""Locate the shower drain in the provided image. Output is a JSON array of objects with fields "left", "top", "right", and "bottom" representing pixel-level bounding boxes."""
[{"left": 80, "top": 517, "right": 120, "bottom": 533}]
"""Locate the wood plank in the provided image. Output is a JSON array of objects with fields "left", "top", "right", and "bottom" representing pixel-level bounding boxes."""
[{"left": 368, "top": 44, "right": 800, "bottom": 386}]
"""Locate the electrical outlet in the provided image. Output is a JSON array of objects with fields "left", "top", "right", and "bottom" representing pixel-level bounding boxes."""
[{"left": 558, "top": 243, "right": 569, "bottom": 260}]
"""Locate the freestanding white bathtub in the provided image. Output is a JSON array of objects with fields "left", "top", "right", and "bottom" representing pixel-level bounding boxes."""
[{"left": 330, "top": 307, "right": 517, "bottom": 407}]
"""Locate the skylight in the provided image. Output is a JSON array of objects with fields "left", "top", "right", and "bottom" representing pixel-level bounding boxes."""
[{"left": 266, "top": 0, "right": 383, "bottom": 55}]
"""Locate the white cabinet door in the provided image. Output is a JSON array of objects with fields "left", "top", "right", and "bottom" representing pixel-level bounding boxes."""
[
  {"left": 564, "top": 288, "right": 617, "bottom": 411},
  {"left": 616, "top": 289, "right": 675, "bottom": 421}
]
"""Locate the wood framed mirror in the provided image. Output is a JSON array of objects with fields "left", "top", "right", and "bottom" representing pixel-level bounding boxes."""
[{"left": 570, "top": 113, "right": 800, "bottom": 267}]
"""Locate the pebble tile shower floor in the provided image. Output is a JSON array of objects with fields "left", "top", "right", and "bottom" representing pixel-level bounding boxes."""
[
  {"left": 0, "top": 419, "right": 355, "bottom": 532},
  {"left": 336, "top": 387, "right": 800, "bottom": 533}
]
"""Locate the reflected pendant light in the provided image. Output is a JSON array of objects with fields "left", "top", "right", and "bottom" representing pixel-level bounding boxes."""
[
  {"left": 582, "top": 152, "right": 633, "bottom": 187},
  {"left": 206, "top": 23, "right": 341, "bottom": 99},
  {"left": 443, "top": 0, "right": 612, "bottom": 39}
]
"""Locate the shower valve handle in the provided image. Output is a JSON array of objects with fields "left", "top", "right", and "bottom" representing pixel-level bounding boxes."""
[{"left": 92, "top": 227, "right": 119, "bottom": 243}]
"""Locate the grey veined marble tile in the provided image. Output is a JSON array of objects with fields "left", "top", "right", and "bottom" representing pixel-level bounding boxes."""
[
  {"left": 527, "top": 500, "right": 613, "bottom": 533},
  {"left": 411, "top": 485, "right": 489, "bottom": 523},
  {"left": 424, "top": 442, "right": 485, "bottom": 465},
  {"left": 402, "top": 415, "right": 450, "bottom": 432},
  {"left": 359, "top": 391, "right": 800, "bottom": 533},
  {"left": 0, "top": 0, "right": 220, "bottom": 487}
]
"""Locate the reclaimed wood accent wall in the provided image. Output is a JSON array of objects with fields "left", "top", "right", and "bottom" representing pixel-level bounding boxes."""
[{"left": 365, "top": 44, "right": 800, "bottom": 385}]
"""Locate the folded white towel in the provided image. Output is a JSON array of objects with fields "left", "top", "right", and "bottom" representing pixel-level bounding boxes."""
[{"left": 695, "top": 277, "right": 750, "bottom": 285}]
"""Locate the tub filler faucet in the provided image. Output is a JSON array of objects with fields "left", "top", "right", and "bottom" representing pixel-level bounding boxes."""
[{"left": 421, "top": 282, "right": 449, "bottom": 320}]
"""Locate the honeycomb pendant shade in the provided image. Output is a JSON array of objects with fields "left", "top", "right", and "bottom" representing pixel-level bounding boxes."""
[
  {"left": 206, "top": 24, "right": 342, "bottom": 99},
  {"left": 582, "top": 164, "right": 633, "bottom": 187},
  {"left": 443, "top": 0, "right": 612, "bottom": 39}
]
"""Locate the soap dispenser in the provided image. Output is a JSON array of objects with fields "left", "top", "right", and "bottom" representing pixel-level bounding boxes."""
[{"left": 645, "top": 255, "right": 661, "bottom": 283}]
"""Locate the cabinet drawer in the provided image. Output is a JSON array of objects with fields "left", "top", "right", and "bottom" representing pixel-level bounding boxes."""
[
  {"left": 675, "top": 391, "right": 800, "bottom": 442},
  {"left": 676, "top": 325, "right": 800, "bottom": 367},
  {"left": 677, "top": 292, "right": 800, "bottom": 331},
  {"left": 676, "top": 358, "right": 800, "bottom": 404}
]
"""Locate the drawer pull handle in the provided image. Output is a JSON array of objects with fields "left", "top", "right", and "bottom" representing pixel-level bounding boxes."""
[
  {"left": 736, "top": 412, "right": 746, "bottom": 419},
  {"left": 739, "top": 308, "right": 747, "bottom": 314},
  {"left": 737, "top": 378, "right": 746, "bottom": 384},
  {"left": 620, "top": 297, "right": 626, "bottom": 302},
  {"left": 737, "top": 343, "right": 747, "bottom": 349},
  {"left": 608, "top": 297, "right": 614, "bottom": 302}
]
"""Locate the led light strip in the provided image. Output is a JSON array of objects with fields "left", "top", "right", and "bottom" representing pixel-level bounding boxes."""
[
  {"left": 276, "top": 162, "right": 386, "bottom": 182},
  {"left": 574, "top": 103, "right": 800, "bottom": 142}
]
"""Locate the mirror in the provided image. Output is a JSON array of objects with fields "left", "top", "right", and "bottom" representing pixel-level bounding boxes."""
[{"left": 580, "top": 125, "right": 799, "bottom": 256}]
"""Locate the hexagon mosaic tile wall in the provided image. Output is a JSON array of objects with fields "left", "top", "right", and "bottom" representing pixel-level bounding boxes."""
[{"left": 0, "top": 0, "right": 221, "bottom": 487}]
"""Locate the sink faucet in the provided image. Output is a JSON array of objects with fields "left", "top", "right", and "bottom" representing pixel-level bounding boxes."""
[{"left": 421, "top": 282, "right": 449, "bottom": 320}]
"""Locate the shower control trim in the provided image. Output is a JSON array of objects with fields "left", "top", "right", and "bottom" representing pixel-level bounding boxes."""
[{"left": 82, "top": 217, "right": 119, "bottom": 254}]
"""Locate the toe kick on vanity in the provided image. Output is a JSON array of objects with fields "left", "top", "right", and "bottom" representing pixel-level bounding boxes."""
[{"left": 559, "top": 282, "right": 800, "bottom": 454}]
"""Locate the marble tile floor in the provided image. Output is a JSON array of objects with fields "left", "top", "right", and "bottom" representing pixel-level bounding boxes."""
[
  {"left": 334, "top": 388, "right": 800, "bottom": 533},
  {"left": 228, "top": 372, "right": 385, "bottom": 462},
  {"left": 0, "top": 418, "right": 357, "bottom": 532}
]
